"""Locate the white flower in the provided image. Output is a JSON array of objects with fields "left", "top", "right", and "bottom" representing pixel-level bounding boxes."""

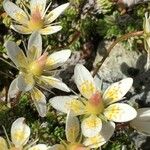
[
  {"left": 49, "top": 112, "right": 115, "bottom": 149},
  {"left": 130, "top": 108, "right": 150, "bottom": 135},
  {"left": 49, "top": 112, "right": 89, "bottom": 150},
  {"left": 6, "top": 32, "right": 71, "bottom": 117},
  {"left": 83, "top": 121, "right": 115, "bottom": 149},
  {"left": 3, "top": 0, "right": 69, "bottom": 35},
  {"left": 0, "top": 117, "right": 48, "bottom": 150},
  {"left": 50, "top": 64, "right": 137, "bottom": 137}
]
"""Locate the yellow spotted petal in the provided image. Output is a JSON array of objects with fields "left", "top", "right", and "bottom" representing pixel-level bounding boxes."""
[
  {"left": 49, "top": 96, "right": 84, "bottom": 115},
  {"left": 30, "top": 0, "right": 47, "bottom": 17},
  {"left": 66, "top": 99, "right": 85, "bottom": 116},
  {"left": 130, "top": 108, "right": 150, "bottom": 135},
  {"left": 0, "top": 137, "right": 8, "bottom": 150},
  {"left": 81, "top": 115, "right": 102, "bottom": 137},
  {"left": 17, "top": 73, "right": 35, "bottom": 92},
  {"left": 104, "top": 103, "right": 137, "bottom": 122},
  {"left": 11, "top": 25, "right": 32, "bottom": 35},
  {"left": 30, "top": 87, "right": 47, "bottom": 117},
  {"left": 103, "top": 78, "right": 133, "bottom": 105},
  {"left": 66, "top": 112, "right": 80, "bottom": 142},
  {"left": 83, "top": 121, "right": 115, "bottom": 148},
  {"left": 39, "top": 25, "right": 62, "bottom": 35},
  {"left": 45, "top": 3, "right": 69, "bottom": 24},
  {"left": 27, "top": 32, "right": 42, "bottom": 61},
  {"left": 3, "top": 0, "right": 28, "bottom": 25},
  {"left": 28, "top": 144, "right": 48, "bottom": 150},
  {"left": 45, "top": 50, "right": 71, "bottom": 70},
  {"left": 74, "top": 64, "right": 97, "bottom": 99},
  {"left": 11, "top": 117, "right": 30, "bottom": 148},
  {"left": 5, "top": 41, "right": 28, "bottom": 68},
  {"left": 39, "top": 76, "right": 70, "bottom": 92}
]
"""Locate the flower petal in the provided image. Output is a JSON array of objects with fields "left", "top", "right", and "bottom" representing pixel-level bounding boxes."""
[
  {"left": 17, "top": 73, "right": 35, "bottom": 92},
  {"left": 11, "top": 25, "right": 32, "bottom": 35},
  {"left": 83, "top": 121, "right": 115, "bottom": 148},
  {"left": 49, "top": 96, "right": 81, "bottom": 114},
  {"left": 3, "top": 0, "right": 28, "bottom": 24},
  {"left": 0, "top": 137, "right": 8, "bottom": 150},
  {"left": 39, "top": 76, "right": 70, "bottom": 92},
  {"left": 39, "top": 25, "right": 62, "bottom": 35},
  {"left": 27, "top": 32, "right": 42, "bottom": 61},
  {"left": 30, "top": 87, "right": 47, "bottom": 117},
  {"left": 144, "top": 13, "right": 150, "bottom": 33},
  {"left": 28, "top": 144, "right": 48, "bottom": 150},
  {"left": 45, "top": 3, "right": 69, "bottom": 23},
  {"left": 103, "top": 78, "right": 133, "bottom": 105},
  {"left": 7, "top": 78, "right": 19, "bottom": 105},
  {"left": 104, "top": 103, "right": 137, "bottom": 122},
  {"left": 130, "top": 108, "right": 150, "bottom": 135},
  {"left": 5, "top": 41, "right": 27, "bottom": 68},
  {"left": 65, "top": 112, "right": 80, "bottom": 142},
  {"left": 81, "top": 115, "right": 102, "bottom": 137},
  {"left": 11, "top": 117, "right": 30, "bottom": 148},
  {"left": 45, "top": 50, "right": 71, "bottom": 70},
  {"left": 30, "top": 0, "right": 47, "bottom": 17},
  {"left": 74, "top": 64, "right": 97, "bottom": 99}
]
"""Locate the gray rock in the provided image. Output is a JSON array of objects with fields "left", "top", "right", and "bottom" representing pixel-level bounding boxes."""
[
  {"left": 94, "top": 40, "right": 150, "bottom": 105},
  {"left": 131, "top": 132, "right": 149, "bottom": 150},
  {"left": 94, "top": 40, "right": 146, "bottom": 83}
]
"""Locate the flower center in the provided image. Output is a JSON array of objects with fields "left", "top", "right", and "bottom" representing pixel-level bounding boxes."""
[
  {"left": 28, "top": 53, "right": 48, "bottom": 76},
  {"left": 28, "top": 7, "right": 44, "bottom": 31},
  {"left": 29, "top": 61, "right": 43, "bottom": 76},
  {"left": 85, "top": 92, "right": 104, "bottom": 115}
]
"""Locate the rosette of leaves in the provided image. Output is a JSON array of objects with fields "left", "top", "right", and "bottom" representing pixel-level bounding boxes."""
[{"left": 96, "top": 0, "right": 113, "bottom": 14}]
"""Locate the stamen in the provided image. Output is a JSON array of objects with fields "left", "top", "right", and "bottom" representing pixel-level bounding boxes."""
[
  {"left": 2, "top": 126, "right": 11, "bottom": 148},
  {"left": 44, "top": 45, "right": 50, "bottom": 53},
  {"left": 37, "top": 52, "right": 48, "bottom": 68},
  {"left": 42, "top": 2, "right": 52, "bottom": 19},
  {"left": 50, "top": 22, "right": 61, "bottom": 26},
  {"left": 23, "top": 139, "right": 39, "bottom": 150},
  {"left": 21, "top": 38, "right": 27, "bottom": 53},
  {"left": 59, "top": 137, "right": 68, "bottom": 147},
  {"left": 20, "top": 0, "right": 30, "bottom": 19},
  {"left": 0, "top": 57, "right": 17, "bottom": 69},
  {"left": 70, "top": 89, "right": 79, "bottom": 96}
]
